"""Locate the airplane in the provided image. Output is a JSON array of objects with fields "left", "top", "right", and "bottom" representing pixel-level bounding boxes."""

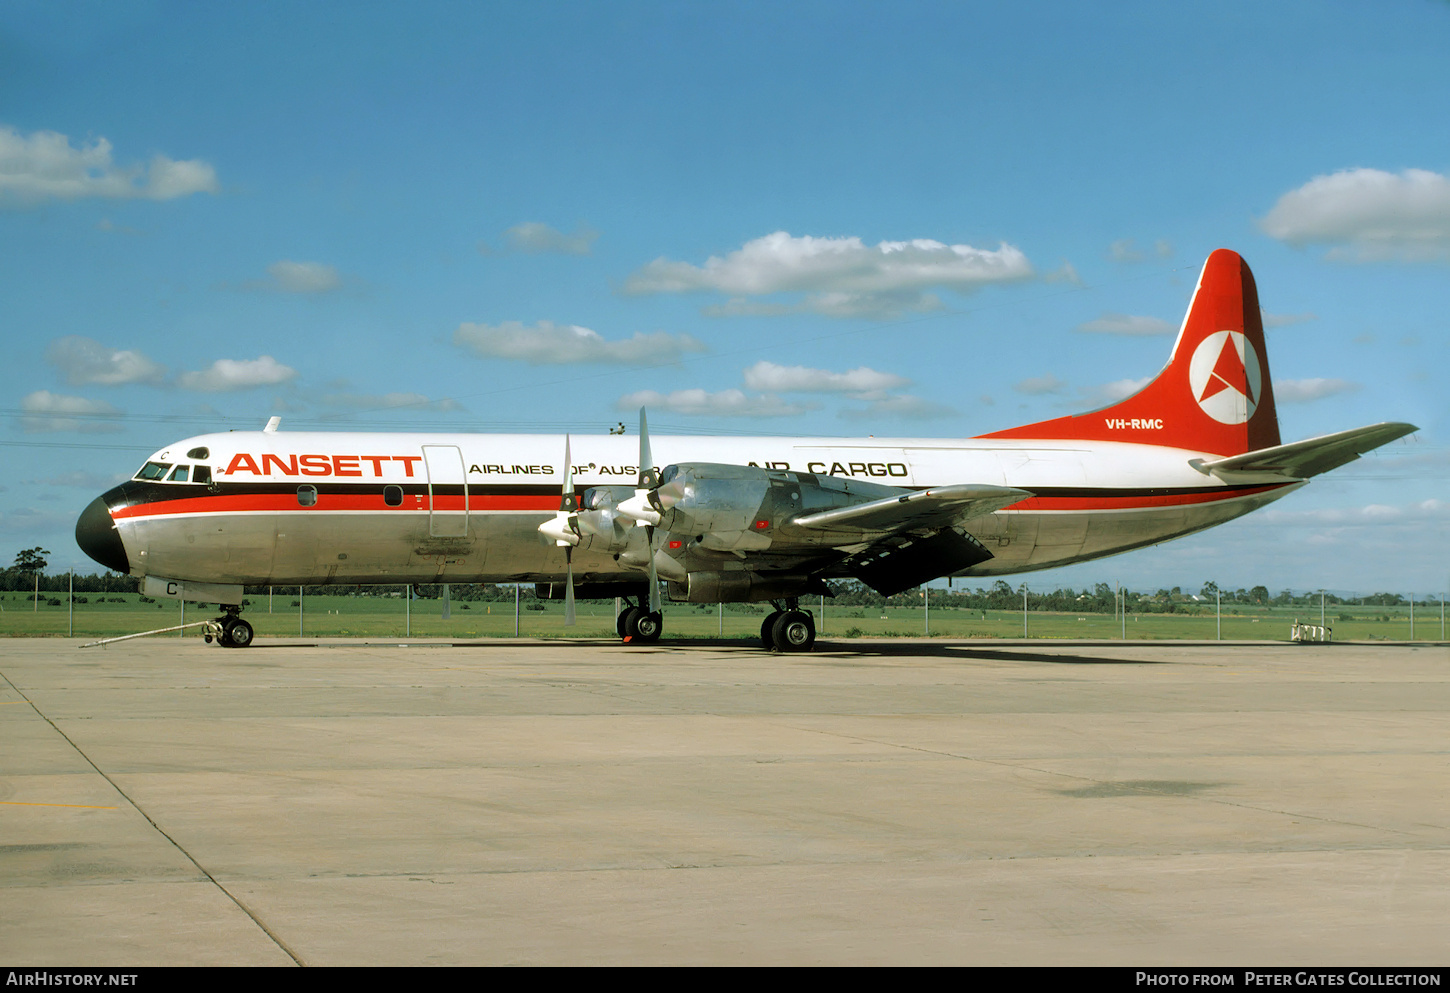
[{"left": 75, "top": 249, "right": 1416, "bottom": 651}]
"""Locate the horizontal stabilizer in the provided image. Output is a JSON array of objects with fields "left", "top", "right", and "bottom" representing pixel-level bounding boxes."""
[
  {"left": 792, "top": 483, "right": 1030, "bottom": 534},
  {"left": 1194, "top": 422, "right": 1417, "bottom": 481}
]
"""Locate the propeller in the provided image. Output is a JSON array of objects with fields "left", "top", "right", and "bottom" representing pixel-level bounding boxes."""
[
  {"left": 536, "top": 435, "right": 578, "bottom": 626},
  {"left": 632, "top": 408, "right": 662, "bottom": 614}
]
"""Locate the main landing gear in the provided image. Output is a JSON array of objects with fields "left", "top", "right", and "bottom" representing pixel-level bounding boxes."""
[
  {"left": 203, "top": 605, "right": 254, "bottom": 649},
  {"left": 760, "top": 599, "right": 816, "bottom": 653},
  {"left": 616, "top": 597, "right": 663, "bottom": 645}
]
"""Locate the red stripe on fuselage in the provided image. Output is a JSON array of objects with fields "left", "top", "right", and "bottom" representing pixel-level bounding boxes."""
[{"left": 111, "top": 491, "right": 560, "bottom": 519}]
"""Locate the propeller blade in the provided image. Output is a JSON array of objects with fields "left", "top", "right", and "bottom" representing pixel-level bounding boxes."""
[
  {"left": 637, "top": 407, "right": 657, "bottom": 490},
  {"left": 560, "top": 435, "right": 575, "bottom": 512},
  {"left": 564, "top": 547, "right": 576, "bottom": 626},
  {"left": 646, "top": 535, "right": 661, "bottom": 613},
  {"left": 560, "top": 435, "right": 578, "bottom": 626}
]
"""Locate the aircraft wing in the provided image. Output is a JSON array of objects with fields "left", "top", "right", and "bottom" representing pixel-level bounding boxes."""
[
  {"left": 790, "top": 483, "right": 1030, "bottom": 534},
  {"left": 1193, "top": 421, "right": 1418, "bottom": 482}
]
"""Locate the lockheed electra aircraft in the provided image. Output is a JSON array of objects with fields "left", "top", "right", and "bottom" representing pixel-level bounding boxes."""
[{"left": 76, "top": 249, "right": 1415, "bottom": 651}]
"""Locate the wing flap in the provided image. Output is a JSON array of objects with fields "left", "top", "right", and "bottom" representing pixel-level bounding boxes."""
[
  {"left": 791, "top": 483, "right": 1030, "bottom": 534},
  {"left": 1193, "top": 422, "right": 1417, "bottom": 482}
]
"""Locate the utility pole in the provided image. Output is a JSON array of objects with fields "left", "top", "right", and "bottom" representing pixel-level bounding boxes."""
[
  {"left": 1216, "top": 589, "right": 1221, "bottom": 641},
  {"left": 1022, "top": 585, "right": 1028, "bottom": 638}
]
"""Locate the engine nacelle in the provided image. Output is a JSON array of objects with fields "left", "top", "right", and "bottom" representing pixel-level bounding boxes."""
[
  {"left": 667, "top": 570, "right": 830, "bottom": 603},
  {"left": 649, "top": 463, "right": 907, "bottom": 551}
]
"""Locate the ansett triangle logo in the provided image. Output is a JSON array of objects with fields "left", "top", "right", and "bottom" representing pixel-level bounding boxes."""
[{"left": 1188, "top": 330, "right": 1262, "bottom": 425}]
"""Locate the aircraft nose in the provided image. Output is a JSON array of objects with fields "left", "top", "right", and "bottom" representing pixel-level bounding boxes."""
[{"left": 75, "top": 497, "right": 129, "bottom": 574}]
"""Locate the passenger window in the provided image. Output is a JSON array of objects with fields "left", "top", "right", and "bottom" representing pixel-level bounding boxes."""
[
  {"left": 384, "top": 485, "right": 403, "bottom": 507},
  {"left": 297, "top": 485, "right": 318, "bottom": 507},
  {"left": 168, "top": 465, "right": 190, "bottom": 482},
  {"left": 193, "top": 465, "right": 212, "bottom": 485},
  {"left": 136, "top": 461, "right": 170, "bottom": 480}
]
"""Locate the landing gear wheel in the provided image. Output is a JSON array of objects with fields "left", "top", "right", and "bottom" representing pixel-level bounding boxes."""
[
  {"left": 221, "top": 617, "right": 254, "bottom": 649},
  {"left": 617, "top": 607, "right": 637, "bottom": 640},
  {"left": 627, "top": 610, "right": 663, "bottom": 644},
  {"left": 761, "top": 611, "right": 783, "bottom": 648},
  {"left": 771, "top": 610, "right": 815, "bottom": 652}
]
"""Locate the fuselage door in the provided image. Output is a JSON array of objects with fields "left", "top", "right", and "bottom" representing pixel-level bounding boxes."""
[{"left": 422, "top": 445, "right": 468, "bottom": 537}]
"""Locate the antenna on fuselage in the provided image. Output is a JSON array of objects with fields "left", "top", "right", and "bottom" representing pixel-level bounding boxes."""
[{"left": 263, "top": 416, "right": 281, "bottom": 433}]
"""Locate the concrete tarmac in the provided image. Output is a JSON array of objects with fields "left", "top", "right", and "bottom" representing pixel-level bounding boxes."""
[{"left": 1, "top": 635, "right": 1447, "bottom": 966}]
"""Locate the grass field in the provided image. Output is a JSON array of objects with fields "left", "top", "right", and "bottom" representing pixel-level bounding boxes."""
[{"left": 2, "top": 591, "right": 1444, "bottom": 642}]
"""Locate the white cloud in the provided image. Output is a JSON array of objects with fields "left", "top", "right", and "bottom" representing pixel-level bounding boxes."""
[
  {"left": 624, "top": 231, "right": 1032, "bottom": 317},
  {"left": 45, "top": 336, "right": 166, "bottom": 385},
  {"left": 497, "top": 222, "right": 598, "bottom": 255},
  {"left": 1108, "top": 239, "right": 1143, "bottom": 263},
  {"left": 700, "top": 297, "right": 798, "bottom": 318},
  {"left": 1072, "top": 376, "right": 1153, "bottom": 409},
  {"left": 453, "top": 320, "right": 705, "bottom": 366},
  {"left": 19, "top": 391, "right": 123, "bottom": 433},
  {"left": 177, "top": 356, "right": 297, "bottom": 392},
  {"left": 1258, "top": 168, "right": 1450, "bottom": 262},
  {"left": 1013, "top": 374, "right": 1067, "bottom": 396},
  {"left": 1273, "top": 378, "right": 1360, "bottom": 403},
  {"left": 1099, "top": 376, "right": 1152, "bottom": 401},
  {"left": 1261, "top": 311, "right": 1317, "bottom": 329},
  {"left": 0, "top": 125, "right": 218, "bottom": 205},
  {"left": 703, "top": 291, "right": 946, "bottom": 319},
  {"left": 839, "top": 394, "right": 957, "bottom": 420},
  {"left": 244, "top": 260, "right": 343, "bottom": 294},
  {"left": 1076, "top": 312, "right": 1175, "bottom": 336},
  {"left": 742, "top": 361, "right": 910, "bottom": 396},
  {"left": 617, "top": 389, "right": 812, "bottom": 418},
  {"left": 320, "top": 392, "right": 464, "bottom": 413},
  {"left": 1042, "top": 261, "right": 1082, "bottom": 285},
  {"left": 1259, "top": 498, "right": 1449, "bottom": 527},
  {"left": 24, "top": 470, "right": 129, "bottom": 489}
]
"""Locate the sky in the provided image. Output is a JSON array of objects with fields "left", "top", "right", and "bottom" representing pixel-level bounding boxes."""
[{"left": 2, "top": 0, "right": 1447, "bottom": 597}]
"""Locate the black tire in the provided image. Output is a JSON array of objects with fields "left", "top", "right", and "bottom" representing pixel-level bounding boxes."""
[
  {"left": 628, "top": 610, "right": 663, "bottom": 644},
  {"left": 223, "top": 618, "right": 254, "bottom": 649},
  {"left": 771, "top": 610, "right": 815, "bottom": 652},
  {"left": 761, "top": 611, "right": 782, "bottom": 648},
  {"left": 617, "top": 607, "right": 636, "bottom": 640}
]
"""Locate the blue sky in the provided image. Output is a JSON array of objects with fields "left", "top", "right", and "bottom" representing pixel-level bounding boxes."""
[{"left": 2, "top": 0, "right": 1447, "bottom": 597}]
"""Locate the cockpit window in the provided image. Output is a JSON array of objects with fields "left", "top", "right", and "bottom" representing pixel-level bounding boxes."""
[
  {"left": 186, "top": 446, "right": 209, "bottom": 459},
  {"left": 136, "top": 461, "right": 171, "bottom": 480},
  {"left": 193, "top": 465, "right": 212, "bottom": 485},
  {"left": 168, "top": 465, "right": 190, "bottom": 482}
]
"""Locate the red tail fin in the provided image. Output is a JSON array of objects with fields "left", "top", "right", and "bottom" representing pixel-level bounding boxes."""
[{"left": 980, "top": 249, "right": 1281, "bottom": 457}]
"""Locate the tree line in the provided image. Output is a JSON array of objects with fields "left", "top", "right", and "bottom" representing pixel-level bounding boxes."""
[{"left": 5, "top": 547, "right": 1424, "bottom": 609}]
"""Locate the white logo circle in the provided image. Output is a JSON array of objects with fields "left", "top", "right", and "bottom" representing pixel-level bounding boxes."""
[{"left": 1188, "top": 330, "right": 1262, "bottom": 425}]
